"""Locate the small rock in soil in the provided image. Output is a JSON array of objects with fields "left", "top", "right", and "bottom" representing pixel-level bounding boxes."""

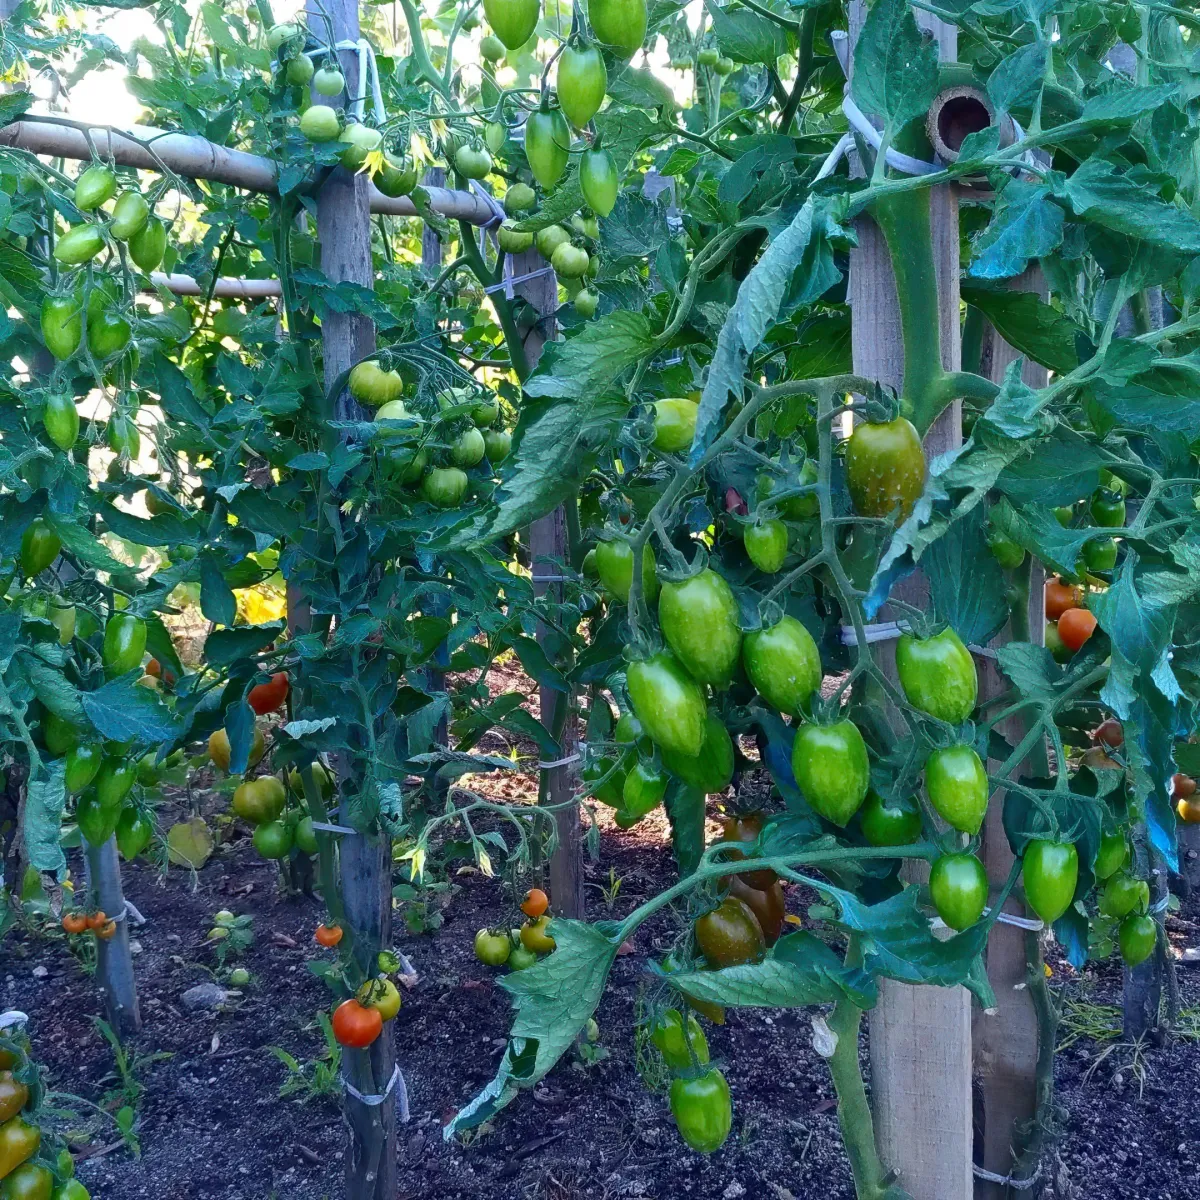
[{"left": 180, "top": 982, "right": 228, "bottom": 1012}]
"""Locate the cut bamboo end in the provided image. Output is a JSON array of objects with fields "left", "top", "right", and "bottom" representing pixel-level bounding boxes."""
[{"left": 926, "top": 85, "right": 1015, "bottom": 163}]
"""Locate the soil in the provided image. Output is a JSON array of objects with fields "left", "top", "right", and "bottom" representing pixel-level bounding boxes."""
[{"left": 4, "top": 780, "right": 1199, "bottom": 1200}]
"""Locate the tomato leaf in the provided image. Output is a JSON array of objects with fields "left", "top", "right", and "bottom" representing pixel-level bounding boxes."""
[
  {"left": 80, "top": 674, "right": 185, "bottom": 745},
  {"left": 924, "top": 506, "right": 1007, "bottom": 647},
  {"left": 968, "top": 180, "right": 1065, "bottom": 281},
  {"left": 664, "top": 781, "right": 705, "bottom": 875},
  {"left": 850, "top": 0, "right": 938, "bottom": 133},
  {"left": 24, "top": 758, "right": 67, "bottom": 877}
]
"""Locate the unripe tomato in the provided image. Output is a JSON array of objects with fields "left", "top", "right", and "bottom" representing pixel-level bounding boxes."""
[
  {"left": 742, "top": 615, "right": 821, "bottom": 715},
  {"left": 313, "top": 66, "right": 345, "bottom": 95},
  {"left": 285, "top": 54, "right": 314, "bottom": 85},
  {"left": 521, "top": 887, "right": 549, "bottom": 918},
  {"left": 535, "top": 223, "right": 572, "bottom": 259},
  {"left": 49, "top": 601, "right": 76, "bottom": 645},
  {"left": 248, "top": 671, "right": 289, "bottom": 715},
  {"left": 1022, "top": 839, "right": 1078, "bottom": 924},
  {"left": 660, "top": 712, "right": 733, "bottom": 794},
  {"left": 525, "top": 105, "right": 571, "bottom": 188},
  {"left": 792, "top": 720, "right": 870, "bottom": 826},
  {"left": 422, "top": 467, "right": 469, "bottom": 508},
  {"left": 756, "top": 460, "right": 819, "bottom": 520},
  {"left": 87, "top": 309, "right": 132, "bottom": 360},
  {"left": 0, "top": 1072, "right": 29, "bottom": 1123},
  {"left": 20, "top": 519, "right": 61, "bottom": 578},
  {"left": 895, "top": 626, "right": 977, "bottom": 724},
  {"left": 1057, "top": 607, "right": 1097, "bottom": 652},
  {"left": 574, "top": 288, "right": 599, "bottom": 317},
  {"left": 844, "top": 416, "right": 925, "bottom": 520},
  {"left": 658, "top": 568, "right": 742, "bottom": 686},
  {"left": 53, "top": 1179, "right": 91, "bottom": 1200},
  {"left": 551, "top": 242, "right": 589, "bottom": 278},
  {"left": 508, "top": 944, "right": 538, "bottom": 970},
  {"left": 1044, "top": 620, "right": 1072, "bottom": 664},
  {"left": 987, "top": 528, "right": 1025, "bottom": 568},
  {"left": 1089, "top": 488, "right": 1126, "bottom": 528},
  {"left": 106, "top": 411, "right": 140, "bottom": 459},
  {"left": 1094, "top": 832, "right": 1128, "bottom": 879},
  {"left": 859, "top": 790, "right": 922, "bottom": 846},
  {"left": 930, "top": 853, "right": 988, "bottom": 930},
  {"left": 1044, "top": 579, "right": 1081, "bottom": 620},
  {"left": 41, "top": 295, "right": 82, "bottom": 360},
  {"left": 454, "top": 144, "right": 493, "bottom": 179},
  {"left": 589, "top": 0, "right": 648, "bottom": 57},
  {"left": 207, "top": 726, "right": 267, "bottom": 773},
  {"left": 924, "top": 743, "right": 988, "bottom": 834},
  {"left": 0, "top": 1121, "right": 41, "bottom": 1183},
  {"left": 316, "top": 923, "right": 344, "bottom": 947},
  {"left": 300, "top": 104, "right": 341, "bottom": 142},
  {"left": 743, "top": 519, "right": 788, "bottom": 573},
  {"left": 74, "top": 164, "right": 116, "bottom": 211},
  {"left": 483, "top": 0, "right": 539, "bottom": 48},
  {"left": 64, "top": 743, "right": 103, "bottom": 794},
  {"left": 1100, "top": 873, "right": 1149, "bottom": 919},
  {"left": 128, "top": 218, "right": 167, "bottom": 272},
  {"left": 652, "top": 1009, "right": 709, "bottom": 1069},
  {"left": 116, "top": 807, "right": 154, "bottom": 861},
  {"left": 719, "top": 812, "right": 775, "bottom": 890},
  {"left": 485, "top": 120, "right": 507, "bottom": 154},
  {"left": 582, "top": 754, "right": 625, "bottom": 805},
  {"left": 593, "top": 539, "right": 657, "bottom": 602},
  {"left": 727, "top": 874, "right": 785, "bottom": 945},
  {"left": 102, "top": 613, "right": 146, "bottom": 676},
  {"left": 267, "top": 22, "right": 302, "bottom": 50},
  {"left": 1082, "top": 536, "right": 1118, "bottom": 572},
  {"left": 626, "top": 651, "right": 707, "bottom": 757},
  {"left": 110, "top": 190, "right": 150, "bottom": 240},
  {"left": 450, "top": 427, "right": 487, "bottom": 468},
  {"left": 375, "top": 153, "right": 419, "bottom": 198},
  {"left": 233, "top": 776, "right": 286, "bottom": 825},
  {"left": 95, "top": 757, "right": 136, "bottom": 809},
  {"left": 579, "top": 145, "right": 618, "bottom": 217},
  {"left": 1054, "top": 504, "right": 1076, "bottom": 527},
  {"left": 622, "top": 759, "right": 667, "bottom": 817},
  {"left": 1118, "top": 912, "right": 1155, "bottom": 966},
  {"left": 76, "top": 792, "right": 121, "bottom": 846},
  {"left": 483, "top": 429, "right": 511, "bottom": 463},
  {"left": 357, "top": 977, "right": 401, "bottom": 1021},
  {"left": 714, "top": 55, "right": 735, "bottom": 75},
  {"left": 695, "top": 895, "right": 765, "bottom": 966},
  {"left": 480, "top": 33, "right": 507, "bottom": 62},
  {"left": 331, "top": 998, "right": 383, "bottom": 1047},
  {"left": 253, "top": 819, "right": 294, "bottom": 859},
  {"left": 43, "top": 713, "right": 80, "bottom": 757},
  {"left": 474, "top": 928, "right": 511, "bottom": 965},
  {"left": 520, "top": 914, "right": 556, "bottom": 953},
  {"left": 497, "top": 221, "right": 534, "bottom": 253},
  {"left": 557, "top": 43, "right": 607, "bottom": 128},
  {"left": 504, "top": 182, "right": 536, "bottom": 214},
  {"left": 294, "top": 816, "right": 319, "bottom": 854},
  {"left": 651, "top": 398, "right": 698, "bottom": 453},
  {"left": 698, "top": 47, "right": 720, "bottom": 67},
  {"left": 338, "top": 123, "right": 383, "bottom": 170},
  {"left": 53, "top": 224, "right": 106, "bottom": 265},
  {"left": 41, "top": 391, "right": 80, "bottom": 451}
]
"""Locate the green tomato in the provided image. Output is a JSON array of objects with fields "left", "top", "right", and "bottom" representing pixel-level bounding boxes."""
[
  {"left": 508, "top": 944, "right": 537, "bottom": 970},
  {"left": 1100, "top": 873, "right": 1149, "bottom": 919},
  {"left": 1, "top": 1162, "right": 53, "bottom": 1200},
  {"left": 450, "top": 427, "right": 487, "bottom": 468},
  {"left": 550, "top": 242, "right": 589, "bottom": 278},
  {"left": 669, "top": 1069, "right": 732, "bottom": 1154},
  {"left": 588, "top": 0, "right": 648, "bottom": 58},
  {"left": 652, "top": 1009, "right": 710, "bottom": 1069},
  {"left": 53, "top": 1182, "right": 90, "bottom": 1200},
  {"left": 266, "top": 21, "right": 301, "bottom": 50},
  {"left": 110, "top": 190, "right": 150, "bottom": 240},
  {"left": 285, "top": 54, "right": 315, "bottom": 85},
  {"left": 1118, "top": 912, "right": 1155, "bottom": 966},
  {"left": 43, "top": 712, "right": 80, "bottom": 757},
  {"left": 128, "top": 218, "right": 167, "bottom": 272},
  {"left": 116, "top": 807, "right": 154, "bottom": 861},
  {"left": 480, "top": 33, "right": 507, "bottom": 62},
  {"left": 300, "top": 104, "right": 341, "bottom": 142},
  {"left": 64, "top": 743, "right": 103, "bottom": 794},
  {"left": 844, "top": 416, "right": 926, "bottom": 521},
  {"left": 338, "top": 123, "right": 383, "bottom": 170},
  {"left": 987, "top": 528, "right": 1026, "bottom": 569},
  {"left": 525, "top": 105, "right": 571, "bottom": 189},
  {"left": 535, "top": 223, "right": 572, "bottom": 259},
  {"left": 556, "top": 43, "right": 607, "bottom": 128},
  {"left": 574, "top": 288, "right": 599, "bottom": 317},
  {"left": 20, "top": 519, "right": 61, "bottom": 578},
  {"left": 791, "top": 719, "right": 870, "bottom": 826},
  {"left": 1054, "top": 504, "right": 1076, "bottom": 527},
  {"left": 658, "top": 568, "right": 742, "bottom": 687},
  {"left": 582, "top": 754, "right": 626, "bottom": 805},
  {"left": 1090, "top": 489, "right": 1126, "bottom": 528},
  {"left": 742, "top": 615, "right": 820, "bottom": 715},
  {"left": 497, "top": 221, "right": 534, "bottom": 253},
  {"left": 228, "top": 967, "right": 251, "bottom": 987},
  {"left": 475, "top": 927, "right": 511, "bottom": 966},
  {"left": 698, "top": 47, "right": 720, "bottom": 67},
  {"left": 232, "top": 777, "right": 287, "bottom": 825},
  {"left": 375, "top": 154, "right": 418, "bottom": 198},
  {"left": 314, "top": 66, "right": 345, "bottom": 95},
  {"left": 651, "top": 398, "right": 698, "bottom": 454},
  {"left": 421, "top": 467, "right": 469, "bottom": 508},
  {"left": 253, "top": 819, "right": 294, "bottom": 859},
  {"left": 42, "top": 391, "right": 80, "bottom": 451},
  {"left": 743, "top": 519, "right": 788, "bottom": 574},
  {"left": 485, "top": 120, "right": 507, "bottom": 154},
  {"left": 74, "top": 164, "right": 116, "bottom": 211},
  {"left": 924, "top": 743, "right": 988, "bottom": 834},
  {"left": 95, "top": 758, "right": 136, "bottom": 809},
  {"left": 929, "top": 853, "right": 988, "bottom": 930},
  {"left": 622, "top": 759, "right": 667, "bottom": 817},
  {"left": 102, "top": 613, "right": 146, "bottom": 676},
  {"left": 626, "top": 651, "right": 707, "bottom": 758},
  {"left": 504, "top": 182, "right": 536, "bottom": 213},
  {"left": 76, "top": 791, "right": 121, "bottom": 846},
  {"left": 1082, "top": 537, "right": 1118, "bottom": 572},
  {"left": 1044, "top": 620, "right": 1073, "bottom": 664},
  {"left": 454, "top": 144, "right": 494, "bottom": 180},
  {"left": 756, "top": 461, "right": 818, "bottom": 520},
  {"left": 859, "top": 790, "right": 922, "bottom": 846},
  {"left": 49, "top": 602, "right": 76, "bottom": 645},
  {"left": 87, "top": 309, "right": 132, "bottom": 360},
  {"left": 660, "top": 712, "right": 733, "bottom": 794},
  {"left": 106, "top": 412, "right": 141, "bottom": 459},
  {"left": 895, "top": 626, "right": 977, "bottom": 724},
  {"left": 579, "top": 146, "right": 618, "bottom": 217},
  {"left": 593, "top": 539, "right": 657, "bottom": 603},
  {"left": 41, "top": 294, "right": 83, "bottom": 361},
  {"left": 294, "top": 815, "right": 319, "bottom": 855},
  {"left": 483, "top": 0, "right": 540, "bottom": 48},
  {"left": 54, "top": 224, "right": 106, "bottom": 266},
  {"left": 1022, "top": 839, "right": 1078, "bottom": 924},
  {"left": 1094, "top": 832, "right": 1128, "bottom": 880},
  {"left": 483, "top": 429, "right": 511, "bottom": 463}
]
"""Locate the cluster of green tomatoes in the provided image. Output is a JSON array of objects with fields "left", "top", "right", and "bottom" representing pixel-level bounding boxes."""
[{"left": 474, "top": 887, "right": 556, "bottom": 973}]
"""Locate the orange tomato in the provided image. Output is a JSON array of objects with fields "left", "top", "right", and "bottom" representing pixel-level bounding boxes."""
[
  {"left": 1045, "top": 579, "right": 1081, "bottom": 621},
  {"left": 520, "top": 887, "right": 549, "bottom": 919},
  {"left": 62, "top": 912, "right": 88, "bottom": 935},
  {"left": 86, "top": 910, "right": 107, "bottom": 930},
  {"left": 315, "top": 923, "right": 344, "bottom": 947},
  {"left": 249, "top": 671, "right": 289, "bottom": 715},
  {"left": 145, "top": 657, "right": 176, "bottom": 686},
  {"left": 95, "top": 919, "right": 117, "bottom": 940},
  {"left": 1172, "top": 772, "right": 1197, "bottom": 800},
  {"left": 1057, "top": 608, "right": 1097, "bottom": 652}
]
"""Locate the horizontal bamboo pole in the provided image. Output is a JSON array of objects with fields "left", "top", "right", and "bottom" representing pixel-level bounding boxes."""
[{"left": 0, "top": 116, "right": 498, "bottom": 225}]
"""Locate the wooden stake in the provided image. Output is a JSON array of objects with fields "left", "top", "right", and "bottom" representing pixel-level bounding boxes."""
[
  {"left": 848, "top": 7, "right": 972, "bottom": 1195},
  {"left": 974, "top": 267, "right": 1048, "bottom": 1198},
  {"left": 305, "top": 1, "right": 396, "bottom": 1194},
  {"left": 83, "top": 836, "right": 141, "bottom": 1036}
]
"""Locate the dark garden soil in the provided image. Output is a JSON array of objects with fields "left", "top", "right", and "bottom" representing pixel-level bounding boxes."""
[{"left": 4, "top": 779, "right": 1199, "bottom": 1200}]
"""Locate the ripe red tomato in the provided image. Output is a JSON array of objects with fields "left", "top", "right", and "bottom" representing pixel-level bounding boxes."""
[
  {"left": 1057, "top": 608, "right": 1097, "bottom": 652},
  {"left": 1044, "top": 579, "right": 1081, "bottom": 620},
  {"left": 1094, "top": 718, "right": 1123, "bottom": 748},
  {"left": 332, "top": 998, "right": 383, "bottom": 1048},
  {"left": 1171, "top": 772, "right": 1196, "bottom": 799},
  {"left": 249, "top": 672, "right": 289, "bottom": 715}
]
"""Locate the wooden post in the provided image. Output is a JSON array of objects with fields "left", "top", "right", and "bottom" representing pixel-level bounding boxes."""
[
  {"left": 83, "top": 837, "right": 141, "bottom": 1035},
  {"left": 848, "top": 7, "right": 972, "bottom": 1196},
  {"left": 973, "top": 268, "right": 1048, "bottom": 1197},
  {"left": 509, "top": 249, "right": 585, "bottom": 919},
  {"left": 305, "top": 1, "right": 397, "bottom": 1195}
]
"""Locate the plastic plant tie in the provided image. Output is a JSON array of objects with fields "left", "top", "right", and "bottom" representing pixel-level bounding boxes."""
[
  {"left": 840, "top": 620, "right": 908, "bottom": 646},
  {"left": 842, "top": 94, "right": 941, "bottom": 176},
  {"left": 328, "top": 39, "right": 385, "bottom": 124},
  {"left": 312, "top": 821, "right": 358, "bottom": 835},
  {"left": 972, "top": 1163, "right": 1041, "bottom": 1189},
  {"left": 987, "top": 907, "right": 1045, "bottom": 932},
  {"left": 470, "top": 179, "right": 507, "bottom": 231},
  {"left": 343, "top": 1063, "right": 408, "bottom": 1122},
  {"left": 485, "top": 262, "right": 555, "bottom": 299},
  {"left": 538, "top": 752, "right": 582, "bottom": 770},
  {"left": 1150, "top": 893, "right": 1170, "bottom": 914}
]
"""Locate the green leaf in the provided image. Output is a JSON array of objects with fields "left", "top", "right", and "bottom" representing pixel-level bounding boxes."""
[
  {"left": 444, "top": 919, "right": 621, "bottom": 1136},
  {"left": 17, "top": 650, "right": 85, "bottom": 726},
  {"left": 25, "top": 759, "right": 67, "bottom": 877},
  {"left": 0, "top": 92, "right": 34, "bottom": 128},
  {"left": 706, "top": 0, "right": 794, "bottom": 64},
  {"left": 986, "top": 43, "right": 1048, "bottom": 114},
  {"left": 204, "top": 622, "right": 286, "bottom": 669},
  {"left": 1079, "top": 84, "right": 1178, "bottom": 125},
  {"left": 987, "top": 498, "right": 1094, "bottom": 580},
  {"left": 961, "top": 285, "right": 1086, "bottom": 373},
  {"left": 46, "top": 515, "right": 125, "bottom": 572},
  {"left": 664, "top": 782, "right": 705, "bottom": 875},
  {"left": 924, "top": 505, "right": 1008, "bottom": 646},
  {"left": 80, "top": 675, "right": 184, "bottom": 745},
  {"left": 199, "top": 552, "right": 237, "bottom": 627},
  {"left": 524, "top": 310, "right": 654, "bottom": 403},
  {"left": 851, "top": 0, "right": 939, "bottom": 132},
  {"left": 968, "top": 180, "right": 1065, "bottom": 281},
  {"left": 994, "top": 424, "right": 1106, "bottom": 506}
]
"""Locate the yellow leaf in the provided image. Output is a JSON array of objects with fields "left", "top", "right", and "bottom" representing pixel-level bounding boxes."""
[
  {"left": 783, "top": 913, "right": 803, "bottom": 926},
  {"left": 477, "top": 849, "right": 494, "bottom": 877}
]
